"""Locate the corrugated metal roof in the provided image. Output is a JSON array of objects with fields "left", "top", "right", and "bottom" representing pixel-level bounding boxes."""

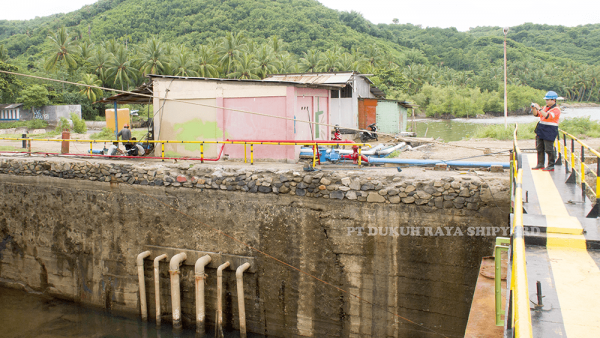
[
  {"left": 147, "top": 74, "right": 343, "bottom": 89},
  {"left": 0, "top": 103, "right": 23, "bottom": 109},
  {"left": 264, "top": 73, "right": 354, "bottom": 85}
]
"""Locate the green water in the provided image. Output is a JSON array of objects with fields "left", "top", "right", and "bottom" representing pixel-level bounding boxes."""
[{"left": 413, "top": 120, "right": 481, "bottom": 142}]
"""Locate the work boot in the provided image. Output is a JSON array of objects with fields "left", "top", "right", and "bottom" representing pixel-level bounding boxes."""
[
  {"left": 532, "top": 152, "right": 545, "bottom": 170},
  {"left": 543, "top": 152, "right": 555, "bottom": 171}
]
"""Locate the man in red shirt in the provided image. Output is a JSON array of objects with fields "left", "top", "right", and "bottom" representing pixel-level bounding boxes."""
[{"left": 531, "top": 91, "right": 561, "bottom": 171}]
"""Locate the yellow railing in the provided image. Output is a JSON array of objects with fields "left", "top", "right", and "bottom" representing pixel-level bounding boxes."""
[
  {"left": 0, "top": 137, "right": 370, "bottom": 168},
  {"left": 507, "top": 125, "right": 534, "bottom": 337},
  {"left": 557, "top": 129, "right": 600, "bottom": 217}
]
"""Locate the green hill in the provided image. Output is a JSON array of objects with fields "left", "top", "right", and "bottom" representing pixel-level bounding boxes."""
[{"left": 0, "top": 0, "right": 598, "bottom": 119}]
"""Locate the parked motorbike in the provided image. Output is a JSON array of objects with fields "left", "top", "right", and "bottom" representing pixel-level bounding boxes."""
[{"left": 360, "top": 123, "right": 378, "bottom": 143}]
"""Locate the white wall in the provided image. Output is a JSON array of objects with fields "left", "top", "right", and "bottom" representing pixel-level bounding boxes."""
[{"left": 330, "top": 98, "right": 354, "bottom": 129}]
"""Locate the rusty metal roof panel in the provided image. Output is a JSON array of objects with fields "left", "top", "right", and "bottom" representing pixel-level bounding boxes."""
[
  {"left": 264, "top": 73, "right": 354, "bottom": 85},
  {"left": 0, "top": 103, "right": 23, "bottom": 109}
]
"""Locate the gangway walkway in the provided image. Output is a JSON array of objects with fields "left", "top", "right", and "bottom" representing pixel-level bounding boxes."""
[
  {"left": 500, "top": 127, "right": 600, "bottom": 338},
  {"left": 518, "top": 153, "right": 600, "bottom": 337}
]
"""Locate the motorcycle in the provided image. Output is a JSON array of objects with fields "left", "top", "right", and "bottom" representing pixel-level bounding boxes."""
[{"left": 360, "top": 123, "right": 378, "bottom": 143}]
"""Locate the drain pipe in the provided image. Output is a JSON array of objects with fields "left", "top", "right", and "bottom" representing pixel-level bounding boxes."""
[
  {"left": 236, "top": 263, "right": 251, "bottom": 338},
  {"left": 169, "top": 253, "right": 187, "bottom": 329},
  {"left": 215, "top": 261, "right": 230, "bottom": 338},
  {"left": 153, "top": 254, "right": 167, "bottom": 326},
  {"left": 194, "top": 255, "right": 212, "bottom": 335},
  {"left": 367, "top": 157, "right": 511, "bottom": 169},
  {"left": 137, "top": 251, "right": 151, "bottom": 321}
]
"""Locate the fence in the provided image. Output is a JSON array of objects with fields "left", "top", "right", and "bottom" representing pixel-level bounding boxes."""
[{"left": 0, "top": 137, "right": 371, "bottom": 168}]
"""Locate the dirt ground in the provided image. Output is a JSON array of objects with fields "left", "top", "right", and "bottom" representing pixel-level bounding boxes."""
[{"left": 2, "top": 128, "right": 599, "bottom": 174}]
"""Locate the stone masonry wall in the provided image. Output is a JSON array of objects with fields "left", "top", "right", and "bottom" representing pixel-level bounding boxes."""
[
  {"left": 0, "top": 158, "right": 497, "bottom": 210},
  {"left": 0, "top": 157, "right": 509, "bottom": 338}
]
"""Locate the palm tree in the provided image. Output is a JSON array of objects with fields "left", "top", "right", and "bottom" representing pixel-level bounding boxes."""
[
  {"left": 170, "top": 46, "right": 196, "bottom": 77},
  {"left": 44, "top": 27, "right": 78, "bottom": 71},
  {"left": 77, "top": 74, "right": 103, "bottom": 102},
  {"left": 196, "top": 45, "right": 219, "bottom": 78},
  {"left": 217, "top": 32, "right": 247, "bottom": 75},
  {"left": 318, "top": 47, "right": 343, "bottom": 72},
  {"left": 276, "top": 52, "right": 298, "bottom": 74},
  {"left": 78, "top": 40, "right": 94, "bottom": 61},
  {"left": 268, "top": 35, "right": 286, "bottom": 54},
  {"left": 138, "top": 37, "right": 168, "bottom": 76},
  {"left": 88, "top": 47, "right": 111, "bottom": 87},
  {"left": 336, "top": 52, "right": 362, "bottom": 72},
  {"left": 299, "top": 49, "right": 320, "bottom": 73},
  {"left": 102, "top": 38, "right": 120, "bottom": 55},
  {"left": 227, "top": 53, "right": 260, "bottom": 80},
  {"left": 107, "top": 46, "right": 137, "bottom": 90},
  {"left": 361, "top": 45, "right": 383, "bottom": 69},
  {"left": 255, "top": 45, "right": 278, "bottom": 79}
]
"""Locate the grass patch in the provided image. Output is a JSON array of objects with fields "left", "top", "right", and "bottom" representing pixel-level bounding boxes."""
[
  {"left": 0, "top": 119, "right": 49, "bottom": 130},
  {"left": 90, "top": 127, "right": 148, "bottom": 140},
  {"left": 559, "top": 117, "right": 600, "bottom": 138},
  {"left": 471, "top": 117, "right": 600, "bottom": 140},
  {"left": 472, "top": 123, "right": 537, "bottom": 140},
  {"left": 0, "top": 145, "right": 22, "bottom": 151}
]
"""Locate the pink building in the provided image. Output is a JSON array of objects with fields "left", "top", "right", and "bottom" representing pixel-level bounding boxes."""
[{"left": 149, "top": 75, "right": 341, "bottom": 162}]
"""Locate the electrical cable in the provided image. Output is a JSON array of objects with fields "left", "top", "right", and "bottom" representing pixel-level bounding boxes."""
[{"left": 0, "top": 69, "right": 488, "bottom": 152}]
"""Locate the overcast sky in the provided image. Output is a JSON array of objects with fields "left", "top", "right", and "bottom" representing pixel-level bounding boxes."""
[{"left": 2, "top": 0, "right": 599, "bottom": 32}]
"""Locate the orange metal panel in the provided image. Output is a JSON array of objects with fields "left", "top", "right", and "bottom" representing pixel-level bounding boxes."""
[{"left": 359, "top": 99, "right": 378, "bottom": 129}]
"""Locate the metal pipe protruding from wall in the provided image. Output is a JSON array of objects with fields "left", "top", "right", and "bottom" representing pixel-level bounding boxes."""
[
  {"left": 169, "top": 252, "right": 187, "bottom": 329},
  {"left": 194, "top": 255, "right": 212, "bottom": 335},
  {"left": 215, "top": 261, "right": 230, "bottom": 338},
  {"left": 236, "top": 263, "right": 251, "bottom": 338},
  {"left": 137, "top": 251, "right": 152, "bottom": 321},
  {"left": 153, "top": 254, "right": 167, "bottom": 326}
]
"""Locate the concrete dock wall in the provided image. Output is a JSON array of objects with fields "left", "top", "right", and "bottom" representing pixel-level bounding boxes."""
[{"left": 0, "top": 158, "right": 509, "bottom": 337}]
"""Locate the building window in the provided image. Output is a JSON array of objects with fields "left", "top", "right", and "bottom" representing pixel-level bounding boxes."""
[{"left": 330, "top": 85, "right": 353, "bottom": 98}]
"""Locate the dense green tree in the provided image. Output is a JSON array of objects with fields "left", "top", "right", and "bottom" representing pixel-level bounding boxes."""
[
  {"left": 18, "top": 84, "right": 50, "bottom": 109},
  {"left": 0, "top": 61, "right": 21, "bottom": 103}
]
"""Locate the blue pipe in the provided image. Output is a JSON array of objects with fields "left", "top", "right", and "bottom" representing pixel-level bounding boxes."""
[{"left": 367, "top": 157, "right": 510, "bottom": 168}]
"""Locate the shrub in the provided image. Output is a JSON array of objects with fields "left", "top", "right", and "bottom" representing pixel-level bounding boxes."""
[
  {"left": 90, "top": 127, "right": 116, "bottom": 140},
  {"left": 70, "top": 113, "right": 87, "bottom": 134},
  {"left": 472, "top": 123, "right": 536, "bottom": 140},
  {"left": 559, "top": 117, "right": 600, "bottom": 138},
  {"left": 26, "top": 119, "right": 48, "bottom": 129},
  {"left": 55, "top": 117, "right": 70, "bottom": 133}
]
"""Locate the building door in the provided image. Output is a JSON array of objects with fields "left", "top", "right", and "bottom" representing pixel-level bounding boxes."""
[{"left": 358, "top": 99, "right": 378, "bottom": 129}]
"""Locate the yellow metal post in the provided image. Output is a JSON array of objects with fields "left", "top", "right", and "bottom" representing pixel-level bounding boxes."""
[
  {"left": 358, "top": 146, "right": 362, "bottom": 166},
  {"left": 161, "top": 142, "right": 165, "bottom": 162},
  {"left": 90, "top": 141, "right": 93, "bottom": 154},
  {"left": 27, "top": 139, "right": 31, "bottom": 155},
  {"left": 581, "top": 149, "right": 585, "bottom": 185},
  {"left": 250, "top": 144, "right": 254, "bottom": 165},
  {"left": 200, "top": 144, "right": 204, "bottom": 163},
  {"left": 312, "top": 145, "right": 316, "bottom": 168},
  {"left": 244, "top": 144, "right": 247, "bottom": 163}
]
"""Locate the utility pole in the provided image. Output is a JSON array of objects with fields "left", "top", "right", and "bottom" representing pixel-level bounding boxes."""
[{"left": 503, "top": 27, "right": 509, "bottom": 129}]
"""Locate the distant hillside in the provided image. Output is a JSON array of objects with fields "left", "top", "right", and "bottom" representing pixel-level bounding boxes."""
[{"left": 0, "top": 0, "right": 599, "bottom": 119}]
